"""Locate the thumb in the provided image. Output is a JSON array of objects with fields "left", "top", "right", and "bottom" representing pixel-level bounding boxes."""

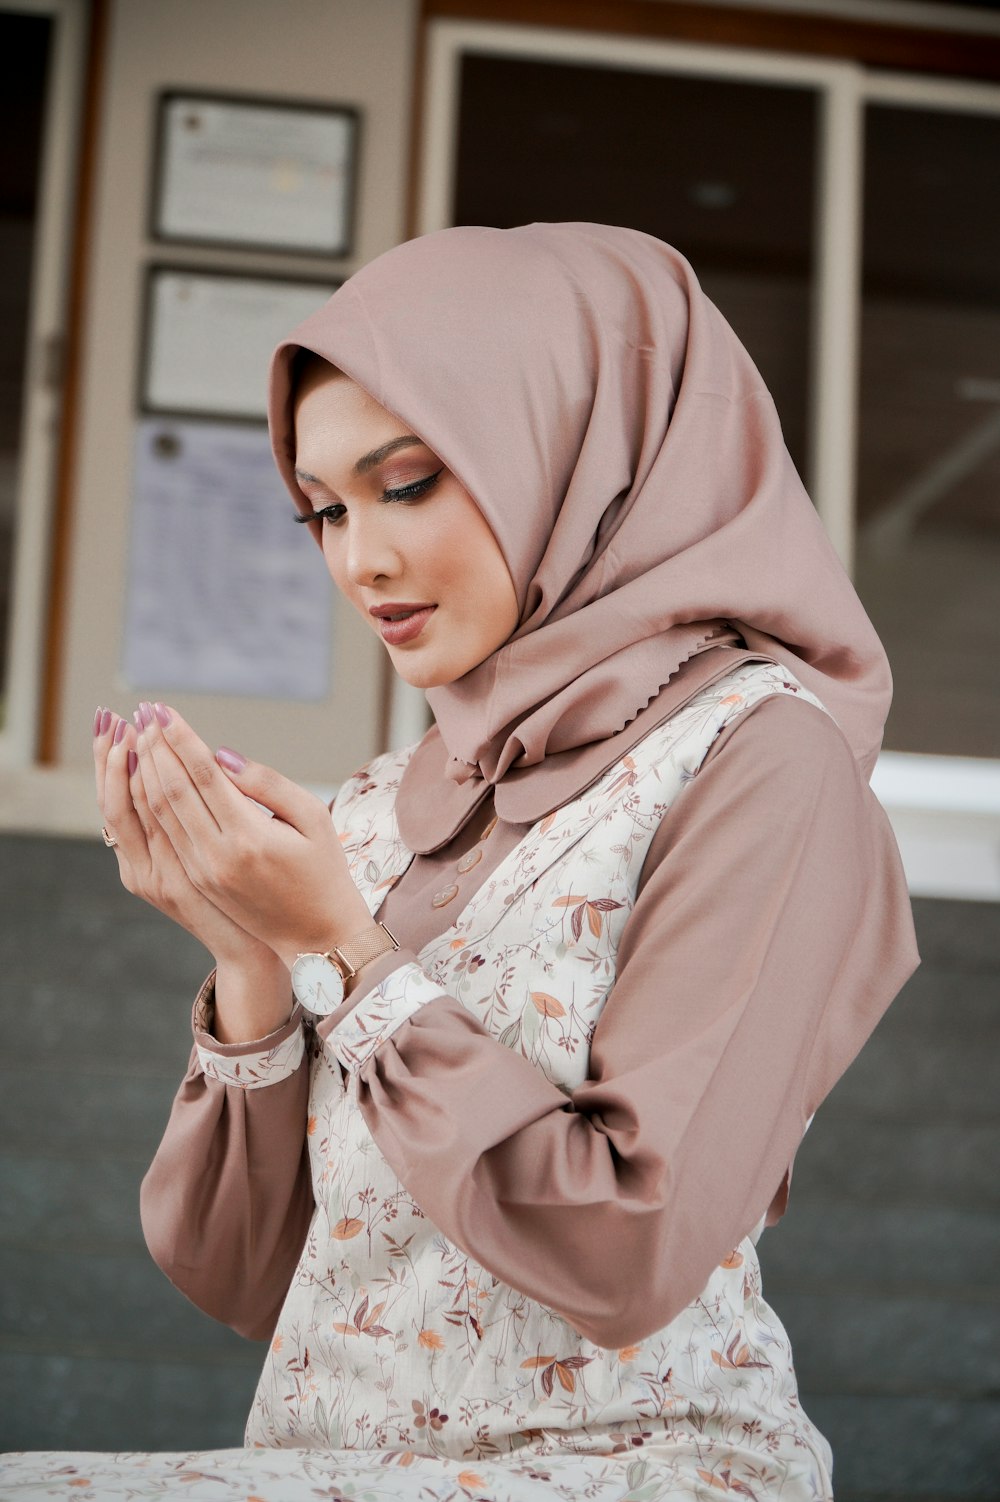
[{"left": 215, "top": 746, "right": 321, "bottom": 832}]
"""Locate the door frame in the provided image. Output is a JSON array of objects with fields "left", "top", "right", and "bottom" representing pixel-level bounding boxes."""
[{"left": 0, "top": 0, "right": 87, "bottom": 771}]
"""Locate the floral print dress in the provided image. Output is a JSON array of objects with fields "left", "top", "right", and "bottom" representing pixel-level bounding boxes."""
[{"left": 3, "top": 661, "right": 836, "bottom": 1501}]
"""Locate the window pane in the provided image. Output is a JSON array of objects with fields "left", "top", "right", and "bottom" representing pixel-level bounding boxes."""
[
  {"left": 855, "top": 103, "right": 1000, "bottom": 757},
  {"left": 454, "top": 54, "right": 816, "bottom": 478}
]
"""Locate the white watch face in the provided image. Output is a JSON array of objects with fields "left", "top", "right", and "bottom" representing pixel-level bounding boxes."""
[{"left": 291, "top": 953, "right": 346, "bottom": 1016}]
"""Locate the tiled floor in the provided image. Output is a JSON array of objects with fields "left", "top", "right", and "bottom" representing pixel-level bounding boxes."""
[{"left": 1, "top": 833, "right": 998, "bottom": 1496}]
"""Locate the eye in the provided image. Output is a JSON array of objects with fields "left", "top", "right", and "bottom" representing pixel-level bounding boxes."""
[
  {"left": 382, "top": 469, "right": 443, "bottom": 503},
  {"left": 312, "top": 502, "right": 347, "bottom": 526}
]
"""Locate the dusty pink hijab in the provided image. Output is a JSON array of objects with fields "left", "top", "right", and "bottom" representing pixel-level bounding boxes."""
[{"left": 269, "top": 223, "right": 892, "bottom": 845}]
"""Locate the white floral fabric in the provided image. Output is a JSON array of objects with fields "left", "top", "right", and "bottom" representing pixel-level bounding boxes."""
[{"left": 1, "top": 1444, "right": 823, "bottom": 1500}]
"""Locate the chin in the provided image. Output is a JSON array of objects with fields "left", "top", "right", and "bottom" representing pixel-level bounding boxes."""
[{"left": 391, "top": 656, "right": 456, "bottom": 691}]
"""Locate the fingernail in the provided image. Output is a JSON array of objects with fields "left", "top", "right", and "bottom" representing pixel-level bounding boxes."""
[
  {"left": 138, "top": 701, "right": 154, "bottom": 729},
  {"left": 113, "top": 718, "right": 127, "bottom": 746},
  {"left": 127, "top": 750, "right": 138, "bottom": 777},
  {"left": 153, "top": 701, "right": 172, "bottom": 727},
  {"left": 133, "top": 711, "right": 141, "bottom": 730},
  {"left": 93, "top": 706, "right": 103, "bottom": 737},
  {"left": 216, "top": 747, "right": 246, "bottom": 774},
  {"left": 99, "top": 708, "right": 113, "bottom": 737}
]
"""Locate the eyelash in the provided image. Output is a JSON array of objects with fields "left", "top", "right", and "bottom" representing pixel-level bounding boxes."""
[{"left": 297, "top": 469, "right": 444, "bottom": 527}]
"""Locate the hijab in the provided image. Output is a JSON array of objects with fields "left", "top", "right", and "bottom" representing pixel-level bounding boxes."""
[{"left": 268, "top": 223, "right": 893, "bottom": 848}]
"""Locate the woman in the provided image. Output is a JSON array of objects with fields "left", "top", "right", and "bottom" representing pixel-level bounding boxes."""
[{"left": 15, "top": 225, "right": 918, "bottom": 1500}]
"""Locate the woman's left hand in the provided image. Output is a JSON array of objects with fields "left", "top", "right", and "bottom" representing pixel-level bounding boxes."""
[{"left": 132, "top": 701, "right": 374, "bottom": 969}]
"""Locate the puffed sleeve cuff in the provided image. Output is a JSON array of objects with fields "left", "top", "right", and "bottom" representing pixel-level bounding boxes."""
[
  {"left": 191, "top": 968, "right": 306, "bottom": 1090},
  {"left": 329, "top": 956, "right": 450, "bottom": 1073}
]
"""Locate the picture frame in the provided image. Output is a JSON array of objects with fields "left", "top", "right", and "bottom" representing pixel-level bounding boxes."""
[
  {"left": 139, "top": 264, "right": 339, "bottom": 421},
  {"left": 150, "top": 90, "right": 360, "bottom": 257}
]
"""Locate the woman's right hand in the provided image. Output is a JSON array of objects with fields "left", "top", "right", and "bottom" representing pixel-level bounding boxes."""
[
  {"left": 95, "top": 707, "right": 296, "bottom": 1045},
  {"left": 94, "top": 707, "right": 272, "bottom": 968}
]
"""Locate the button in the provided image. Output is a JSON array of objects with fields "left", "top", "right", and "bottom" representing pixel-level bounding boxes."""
[
  {"left": 431, "top": 884, "right": 460, "bottom": 908},
  {"left": 457, "top": 846, "right": 484, "bottom": 873}
]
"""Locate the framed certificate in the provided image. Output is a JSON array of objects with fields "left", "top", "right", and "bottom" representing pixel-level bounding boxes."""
[
  {"left": 151, "top": 91, "right": 360, "bottom": 256},
  {"left": 140, "top": 266, "right": 338, "bottom": 421}
]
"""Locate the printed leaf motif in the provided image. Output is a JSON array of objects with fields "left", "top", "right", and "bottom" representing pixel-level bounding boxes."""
[
  {"left": 531, "top": 992, "right": 566, "bottom": 1019},
  {"left": 710, "top": 1333, "right": 770, "bottom": 1370},
  {"left": 524, "top": 1353, "right": 592, "bottom": 1398},
  {"left": 552, "top": 895, "right": 587, "bottom": 908},
  {"left": 720, "top": 1249, "right": 744, "bottom": 1269},
  {"left": 332, "top": 1217, "right": 364, "bottom": 1240}
]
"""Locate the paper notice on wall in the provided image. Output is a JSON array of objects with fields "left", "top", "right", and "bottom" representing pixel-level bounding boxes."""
[{"left": 123, "top": 418, "right": 331, "bottom": 699}]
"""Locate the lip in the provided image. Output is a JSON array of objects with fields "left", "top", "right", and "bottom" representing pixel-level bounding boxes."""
[{"left": 371, "top": 603, "right": 436, "bottom": 646}]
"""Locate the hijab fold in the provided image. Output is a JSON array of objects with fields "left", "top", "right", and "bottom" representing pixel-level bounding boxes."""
[{"left": 268, "top": 224, "right": 892, "bottom": 846}]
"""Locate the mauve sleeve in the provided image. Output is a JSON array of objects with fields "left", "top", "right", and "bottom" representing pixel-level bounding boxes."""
[
  {"left": 342, "top": 696, "right": 920, "bottom": 1349},
  {"left": 139, "top": 978, "right": 315, "bottom": 1342}
]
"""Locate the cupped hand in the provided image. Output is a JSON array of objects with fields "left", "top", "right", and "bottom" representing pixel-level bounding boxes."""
[
  {"left": 125, "top": 701, "right": 373, "bottom": 969},
  {"left": 94, "top": 706, "right": 270, "bottom": 967}
]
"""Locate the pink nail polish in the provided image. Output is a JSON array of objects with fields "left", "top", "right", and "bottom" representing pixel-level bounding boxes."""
[
  {"left": 216, "top": 747, "right": 246, "bottom": 774},
  {"left": 139, "top": 701, "right": 154, "bottom": 729},
  {"left": 127, "top": 750, "right": 138, "bottom": 776},
  {"left": 113, "top": 718, "right": 127, "bottom": 746},
  {"left": 133, "top": 711, "right": 141, "bottom": 730},
  {"left": 99, "top": 708, "right": 113, "bottom": 737},
  {"left": 153, "top": 701, "right": 172, "bottom": 727},
  {"left": 93, "top": 706, "right": 103, "bottom": 737}
]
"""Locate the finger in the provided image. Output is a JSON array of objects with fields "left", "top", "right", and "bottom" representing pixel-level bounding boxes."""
[
  {"left": 134, "top": 700, "right": 218, "bottom": 852},
  {"left": 212, "top": 742, "right": 328, "bottom": 837},
  {"left": 104, "top": 716, "right": 154, "bottom": 872},
  {"left": 92, "top": 706, "right": 115, "bottom": 814},
  {"left": 136, "top": 701, "right": 245, "bottom": 835}
]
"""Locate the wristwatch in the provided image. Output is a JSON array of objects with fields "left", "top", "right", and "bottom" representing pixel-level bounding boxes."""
[{"left": 290, "top": 922, "right": 399, "bottom": 1016}]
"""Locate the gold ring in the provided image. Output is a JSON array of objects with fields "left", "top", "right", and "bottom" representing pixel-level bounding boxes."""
[{"left": 101, "top": 825, "right": 119, "bottom": 848}]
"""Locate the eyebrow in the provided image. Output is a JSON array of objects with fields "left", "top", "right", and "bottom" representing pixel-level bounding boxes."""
[{"left": 294, "top": 435, "right": 425, "bottom": 487}]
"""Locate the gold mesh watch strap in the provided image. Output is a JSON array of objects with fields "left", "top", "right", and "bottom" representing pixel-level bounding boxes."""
[{"left": 330, "top": 922, "right": 399, "bottom": 979}]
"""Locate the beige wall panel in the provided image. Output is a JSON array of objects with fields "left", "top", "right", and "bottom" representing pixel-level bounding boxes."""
[{"left": 56, "top": 0, "right": 418, "bottom": 781}]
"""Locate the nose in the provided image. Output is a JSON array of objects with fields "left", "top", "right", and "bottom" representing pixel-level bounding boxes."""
[{"left": 336, "top": 507, "right": 402, "bottom": 588}]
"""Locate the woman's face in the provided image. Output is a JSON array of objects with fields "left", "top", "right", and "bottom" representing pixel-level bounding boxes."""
[{"left": 293, "top": 363, "right": 519, "bottom": 690}]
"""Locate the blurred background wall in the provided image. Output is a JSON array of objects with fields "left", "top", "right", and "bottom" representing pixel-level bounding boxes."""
[{"left": 1, "top": 1, "right": 998, "bottom": 1497}]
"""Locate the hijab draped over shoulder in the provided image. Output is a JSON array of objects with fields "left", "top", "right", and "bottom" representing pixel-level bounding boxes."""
[{"left": 268, "top": 223, "right": 893, "bottom": 847}]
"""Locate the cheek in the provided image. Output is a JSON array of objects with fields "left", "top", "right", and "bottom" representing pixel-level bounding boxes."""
[{"left": 320, "top": 533, "right": 359, "bottom": 606}]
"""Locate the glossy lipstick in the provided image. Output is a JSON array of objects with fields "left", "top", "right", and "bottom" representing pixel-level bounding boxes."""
[{"left": 370, "top": 603, "right": 436, "bottom": 645}]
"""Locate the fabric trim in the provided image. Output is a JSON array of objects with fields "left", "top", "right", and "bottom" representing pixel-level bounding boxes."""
[
  {"left": 195, "top": 1026, "right": 306, "bottom": 1090},
  {"left": 191, "top": 968, "right": 306, "bottom": 1089}
]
